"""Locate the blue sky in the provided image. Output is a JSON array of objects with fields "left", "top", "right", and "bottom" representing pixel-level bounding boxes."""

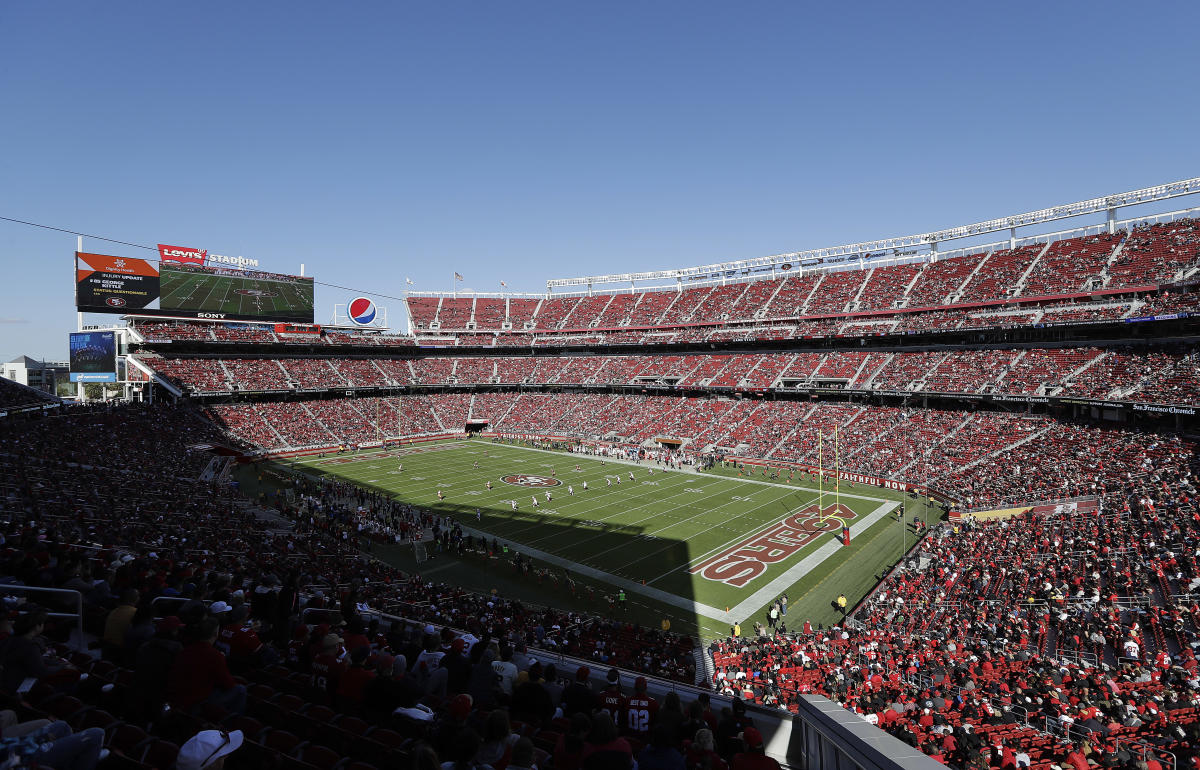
[{"left": 1, "top": 1, "right": 1198, "bottom": 361}]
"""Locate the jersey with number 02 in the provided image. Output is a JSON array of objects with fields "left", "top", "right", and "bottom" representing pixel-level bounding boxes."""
[{"left": 626, "top": 695, "right": 658, "bottom": 733}]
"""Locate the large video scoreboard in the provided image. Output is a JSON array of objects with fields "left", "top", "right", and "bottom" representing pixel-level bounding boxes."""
[{"left": 75, "top": 252, "right": 314, "bottom": 323}]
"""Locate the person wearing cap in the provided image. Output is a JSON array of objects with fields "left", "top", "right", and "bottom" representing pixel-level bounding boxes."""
[
  {"left": 312, "top": 633, "right": 347, "bottom": 697},
  {"left": 1064, "top": 743, "right": 1089, "bottom": 770},
  {"left": 625, "top": 676, "right": 659, "bottom": 736},
  {"left": 492, "top": 644, "right": 519, "bottom": 696},
  {"left": 429, "top": 693, "right": 475, "bottom": 758},
  {"left": 176, "top": 728, "right": 244, "bottom": 770},
  {"left": 416, "top": 633, "right": 447, "bottom": 674},
  {"left": 362, "top": 656, "right": 421, "bottom": 722},
  {"left": 562, "top": 666, "right": 598, "bottom": 718},
  {"left": 441, "top": 637, "right": 473, "bottom": 694},
  {"left": 226, "top": 605, "right": 270, "bottom": 671},
  {"left": 716, "top": 700, "right": 753, "bottom": 758},
  {"left": 732, "top": 727, "right": 779, "bottom": 770},
  {"left": 168, "top": 617, "right": 247, "bottom": 716},
  {"left": 600, "top": 668, "right": 628, "bottom": 723},
  {"left": 343, "top": 617, "right": 372, "bottom": 655}
]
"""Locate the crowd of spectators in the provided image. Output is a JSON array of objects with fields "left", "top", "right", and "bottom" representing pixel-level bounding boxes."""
[
  {"left": 199, "top": 392, "right": 1197, "bottom": 517},
  {"left": 140, "top": 345, "right": 1200, "bottom": 406},
  {"left": 0, "top": 402, "right": 712, "bottom": 768},
  {"left": 1, "top": 379, "right": 1198, "bottom": 769},
  {"left": 707, "top": 452, "right": 1200, "bottom": 770},
  {"left": 131, "top": 290, "right": 1192, "bottom": 352}
]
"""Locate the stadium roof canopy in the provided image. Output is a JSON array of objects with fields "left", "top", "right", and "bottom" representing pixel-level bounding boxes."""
[{"left": 544, "top": 177, "right": 1200, "bottom": 292}]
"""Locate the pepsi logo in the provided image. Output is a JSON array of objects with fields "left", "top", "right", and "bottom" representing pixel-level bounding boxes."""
[
  {"left": 106, "top": 297, "right": 127, "bottom": 307},
  {"left": 501, "top": 474, "right": 562, "bottom": 488},
  {"left": 348, "top": 296, "right": 377, "bottom": 325}
]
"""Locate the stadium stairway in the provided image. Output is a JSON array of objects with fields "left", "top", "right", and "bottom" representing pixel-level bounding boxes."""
[
  {"left": 1010, "top": 242, "right": 1053, "bottom": 298},
  {"left": 1097, "top": 236, "right": 1128, "bottom": 288},
  {"left": 933, "top": 421, "right": 1053, "bottom": 481}
]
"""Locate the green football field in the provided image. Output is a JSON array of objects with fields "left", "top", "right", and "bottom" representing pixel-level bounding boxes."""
[
  {"left": 159, "top": 268, "right": 314, "bottom": 319},
  {"left": 279, "top": 439, "right": 933, "bottom": 638}
]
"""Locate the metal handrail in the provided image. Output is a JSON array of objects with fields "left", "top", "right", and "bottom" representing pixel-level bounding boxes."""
[
  {"left": 0, "top": 585, "right": 84, "bottom": 651},
  {"left": 1117, "top": 738, "right": 1176, "bottom": 770}
]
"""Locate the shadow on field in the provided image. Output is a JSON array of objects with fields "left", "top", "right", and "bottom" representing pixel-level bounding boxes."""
[{"left": 236, "top": 459, "right": 708, "bottom": 640}]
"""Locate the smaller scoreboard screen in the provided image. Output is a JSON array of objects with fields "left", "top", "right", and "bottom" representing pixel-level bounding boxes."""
[{"left": 69, "top": 331, "right": 117, "bottom": 382}]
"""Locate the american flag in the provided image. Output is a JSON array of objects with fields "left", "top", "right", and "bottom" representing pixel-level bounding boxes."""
[{"left": 454, "top": 272, "right": 464, "bottom": 281}]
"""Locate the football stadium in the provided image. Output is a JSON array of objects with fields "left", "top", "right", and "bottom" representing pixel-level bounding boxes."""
[
  {"left": 2, "top": 6, "right": 1199, "bottom": 770},
  {"left": 4, "top": 179, "right": 1199, "bottom": 770}
]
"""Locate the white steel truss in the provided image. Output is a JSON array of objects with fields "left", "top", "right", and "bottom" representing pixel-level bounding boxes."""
[{"left": 545, "top": 177, "right": 1200, "bottom": 291}]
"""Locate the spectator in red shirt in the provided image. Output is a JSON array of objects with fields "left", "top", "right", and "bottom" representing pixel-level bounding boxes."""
[
  {"left": 168, "top": 617, "right": 246, "bottom": 715},
  {"left": 625, "top": 677, "right": 659, "bottom": 736},
  {"left": 220, "top": 606, "right": 265, "bottom": 672},
  {"left": 336, "top": 646, "right": 377, "bottom": 709},
  {"left": 1065, "top": 743, "right": 1090, "bottom": 770},
  {"left": 311, "top": 633, "right": 347, "bottom": 697},
  {"left": 600, "top": 669, "right": 628, "bottom": 723},
  {"left": 342, "top": 618, "right": 372, "bottom": 655}
]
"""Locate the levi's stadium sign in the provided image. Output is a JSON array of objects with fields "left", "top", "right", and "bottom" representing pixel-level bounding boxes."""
[
  {"left": 157, "top": 243, "right": 259, "bottom": 269},
  {"left": 157, "top": 244, "right": 206, "bottom": 265}
]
